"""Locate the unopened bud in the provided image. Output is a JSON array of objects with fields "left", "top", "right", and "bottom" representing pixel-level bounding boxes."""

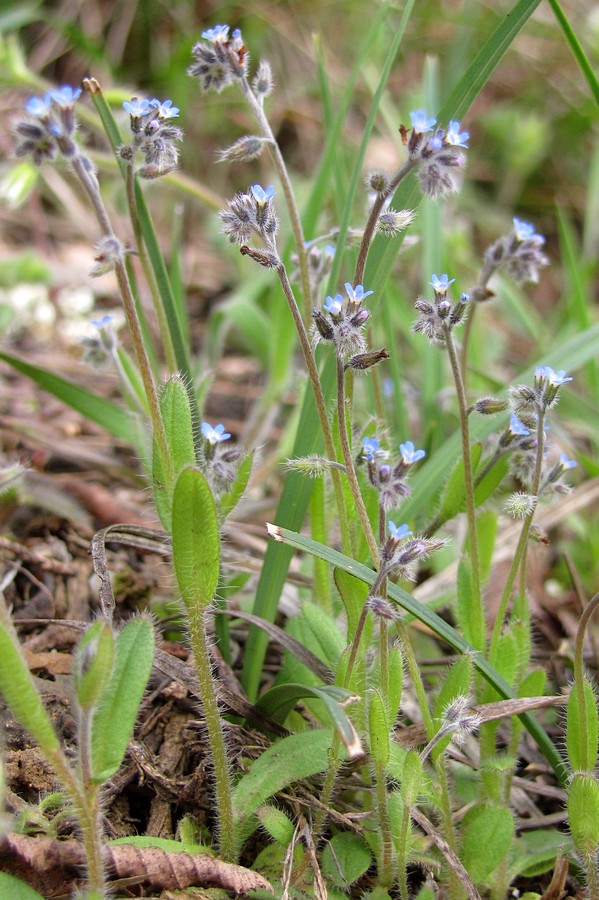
[
  {"left": 345, "top": 348, "right": 390, "bottom": 371},
  {"left": 473, "top": 397, "right": 509, "bottom": 415}
]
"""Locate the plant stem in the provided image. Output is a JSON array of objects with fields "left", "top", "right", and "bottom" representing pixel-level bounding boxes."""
[
  {"left": 489, "top": 409, "right": 546, "bottom": 663},
  {"left": 336, "top": 356, "right": 380, "bottom": 564},
  {"left": 125, "top": 163, "right": 177, "bottom": 372},
  {"left": 276, "top": 263, "right": 352, "bottom": 553},
  {"left": 187, "top": 606, "right": 235, "bottom": 861},
  {"left": 443, "top": 325, "right": 483, "bottom": 641},
  {"left": 354, "top": 158, "right": 417, "bottom": 286},
  {"left": 239, "top": 79, "right": 312, "bottom": 319},
  {"left": 71, "top": 154, "right": 174, "bottom": 485}
]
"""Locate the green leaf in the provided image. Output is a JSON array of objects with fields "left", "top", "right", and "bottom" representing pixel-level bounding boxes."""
[
  {"left": 433, "top": 656, "right": 473, "bottom": 720},
  {"left": 457, "top": 557, "right": 485, "bottom": 652},
  {"left": 152, "top": 375, "right": 196, "bottom": 531},
  {"left": 369, "top": 689, "right": 390, "bottom": 768},
  {"left": 90, "top": 617, "right": 155, "bottom": 782},
  {"left": 267, "top": 524, "right": 565, "bottom": 782},
  {"left": 255, "top": 683, "right": 361, "bottom": 756},
  {"left": 547, "top": 0, "right": 599, "bottom": 106},
  {"left": 73, "top": 621, "right": 115, "bottom": 711},
  {"left": 0, "top": 351, "right": 132, "bottom": 440},
  {"left": 0, "top": 621, "right": 59, "bottom": 757},
  {"left": 567, "top": 679, "right": 599, "bottom": 773},
  {"left": 321, "top": 833, "right": 372, "bottom": 888},
  {"left": 474, "top": 456, "right": 510, "bottom": 508},
  {"left": 232, "top": 728, "right": 343, "bottom": 842},
  {"left": 171, "top": 467, "right": 219, "bottom": 612},
  {"left": 462, "top": 803, "right": 514, "bottom": 882},
  {"left": 220, "top": 451, "right": 253, "bottom": 520},
  {"left": 477, "top": 510, "right": 498, "bottom": 584},
  {"left": 109, "top": 835, "right": 211, "bottom": 853},
  {"left": 568, "top": 774, "right": 599, "bottom": 855},
  {"left": 334, "top": 568, "right": 369, "bottom": 641},
  {"left": 0, "top": 874, "right": 45, "bottom": 900},
  {"left": 256, "top": 804, "right": 295, "bottom": 846}
]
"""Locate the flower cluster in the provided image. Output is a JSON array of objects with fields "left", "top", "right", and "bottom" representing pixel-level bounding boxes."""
[
  {"left": 412, "top": 274, "right": 469, "bottom": 345},
  {"left": 361, "top": 437, "right": 426, "bottom": 511},
  {"left": 511, "top": 366, "right": 573, "bottom": 416},
  {"left": 407, "top": 110, "right": 469, "bottom": 200},
  {"left": 506, "top": 367, "right": 576, "bottom": 490},
  {"left": 188, "top": 25, "right": 248, "bottom": 93},
  {"left": 312, "top": 282, "right": 378, "bottom": 360},
  {"left": 200, "top": 421, "right": 242, "bottom": 495},
  {"left": 220, "top": 184, "right": 279, "bottom": 266},
  {"left": 14, "top": 85, "right": 82, "bottom": 165},
  {"left": 379, "top": 521, "right": 446, "bottom": 581},
  {"left": 120, "top": 97, "right": 183, "bottom": 177},
  {"left": 474, "top": 218, "right": 549, "bottom": 292}
]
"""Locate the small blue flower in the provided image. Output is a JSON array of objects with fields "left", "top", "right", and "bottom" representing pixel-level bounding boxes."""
[
  {"left": 151, "top": 98, "right": 180, "bottom": 119},
  {"left": 513, "top": 218, "right": 544, "bottom": 243},
  {"left": 202, "top": 24, "right": 230, "bottom": 42},
  {"left": 427, "top": 133, "right": 444, "bottom": 152},
  {"left": 429, "top": 273, "right": 455, "bottom": 294},
  {"left": 362, "top": 437, "right": 380, "bottom": 461},
  {"left": 399, "top": 441, "right": 426, "bottom": 464},
  {"left": 445, "top": 120, "right": 469, "bottom": 148},
  {"left": 323, "top": 294, "right": 343, "bottom": 315},
  {"left": 90, "top": 315, "right": 114, "bottom": 329},
  {"left": 49, "top": 85, "right": 82, "bottom": 107},
  {"left": 410, "top": 109, "right": 437, "bottom": 132},
  {"left": 388, "top": 521, "right": 412, "bottom": 541},
  {"left": 123, "top": 97, "right": 150, "bottom": 116},
  {"left": 25, "top": 94, "right": 53, "bottom": 117},
  {"left": 344, "top": 283, "right": 373, "bottom": 304},
  {"left": 251, "top": 184, "right": 275, "bottom": 205},
  {"left": 201, "top": 422, "right": 231, "bottom": 444},
  {"left": 536, "top": 366, "right": 573, "bottom": 386},
  {"left": 559, "top": 453, "right": 577, "bottom": 470},
  {"left": 509, "top": 413, "right": 530, "bottom": 436}
]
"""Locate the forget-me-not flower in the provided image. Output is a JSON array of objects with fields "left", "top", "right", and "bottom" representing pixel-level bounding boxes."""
[
  {"left": 445, "top": 120, "right": 469, "bottom": 148},
  {"left": 388, "top": 521, "right": 412, "bottom": 541},
  {"left": 410, "top": 109, "right": 437, "bottom": 132},
  {"left": 201, "top": 422, "right": 231, "bottom": 444},
  {"left": 399, "top": 441, "right": 426, "bottom": 464}
]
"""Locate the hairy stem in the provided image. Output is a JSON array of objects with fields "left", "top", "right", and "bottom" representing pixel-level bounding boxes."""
[
  {"left": 489, "top": 408, "right": 546, "bottom": 662},
  {"left": 336, "top": 356, "right": 380, "bottom": 564},
  {"left": 354, "top": 158, "right": 417, "bottom": 286},
  {"left": 276, "top": 263, "right": 352, "bottom": 553},
  {"left": 239, "top": 79, "right": 312, "bottom": 319},
  {"left": 71, "top": 154, "right": 173, "bottom": 484},
  {"left": 187, "top": 606, "right": 235, "bottom": 861},
  {"left": 443, "top": 324, "right": 483, "bottom": 643}
]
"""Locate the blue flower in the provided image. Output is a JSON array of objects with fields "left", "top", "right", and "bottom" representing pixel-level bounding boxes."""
[
  {"left": 123, "top": 97, "right": 150, "bottom": 116},
  {"left": 344, "top": 283, "right": 373, "bottom": 304},
  {"left": 535, "top": 366, "right": 573, "bottom": 386},
  {"left": 513, "top": 218, "right": 544, "bottom": 243},
  {"left": 559, "top": 453, "right": 577, "bottom": 470},
  {"left": 399, "top": 441, "right": 426, "bottom": 464},
  {"left": 90, "top": 315, "right": 114, "bottom": 329},
  {"left": 25, "top": 94, "right": 53, "bottom": 117},
  {"left": 150, "top": 98, "right": 180, "bottom": 119},
  {"left": 362, "top": 436, "right": 380, "bottom": 461},
  {"left": 388, "top": 521, "right": 412, "bottom": 541},
  {"left": 323, "top": 294, "right": 343, "bottom": 315},
  {"left": 429, "top": 273, "right": 455, "bottom": 294},
  {"left": 202, "top": 24, "right": 230, "bottom": 42},
  {"left": 427, "top": 133, "right": 444, "bottom": 152},
  {"left": 445, "top": 120, "right": 469, "bottom": 148},
  {"left": 49, "top": 85, "right": 82, "bottom": 107},
  {"left": 410, "top": 109, "right": 437, "bottom": 132},
  {"left": 251, "top": 184, "right": 275, "bottom": 204},
  {"left": 509, "top": 414, "right": 530, "bottom": 436},
  {"left": 201, "top": 422, "right": 231, "bottom": 444}
]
